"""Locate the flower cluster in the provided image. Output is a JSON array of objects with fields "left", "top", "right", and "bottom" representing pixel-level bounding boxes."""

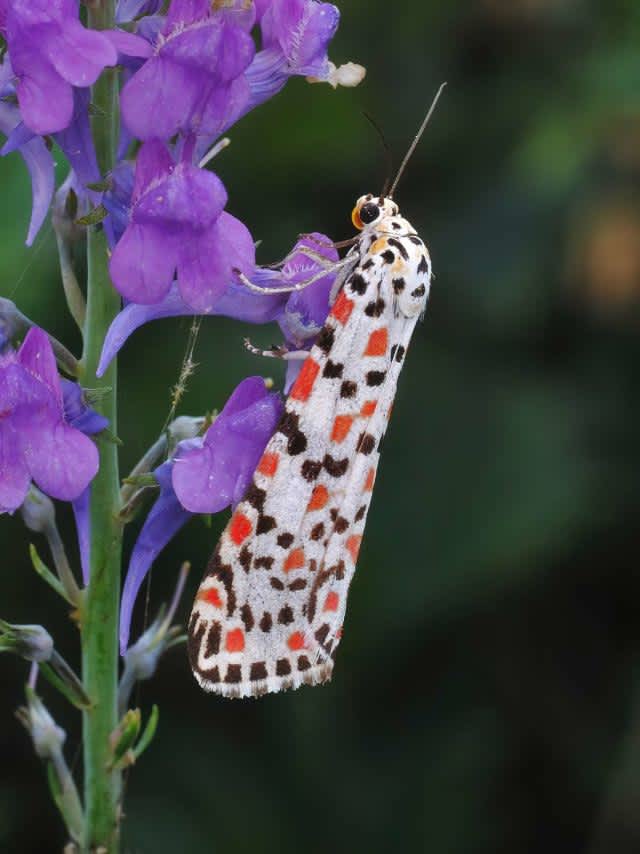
[{"left": 0, "top": 0, "right": 361, "bottom": 657}]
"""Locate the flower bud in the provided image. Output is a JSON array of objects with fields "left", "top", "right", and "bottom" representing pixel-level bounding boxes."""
[
  {"left": 0, "top": 619, "right": 54, "bottom": 663},
  {"left": 17, "top": 687, "right": 66, "bottom": 759},
  {"left": 20, "top": 487, "right": 56, "bottom": 536}
]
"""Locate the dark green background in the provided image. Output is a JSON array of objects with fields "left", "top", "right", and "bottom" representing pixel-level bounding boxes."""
[{"left": 2, "top": 0, "right": 640, "bottom": 851}]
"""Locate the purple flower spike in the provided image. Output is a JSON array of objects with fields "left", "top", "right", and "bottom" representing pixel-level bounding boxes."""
[
  {"left": 120, "top": 0, "right": 255, "bottom": 142},
  {"left": 119, "top": 376, "right": 283, "bottom": 652},
  {"left": 109, "top": 139, "right": 255, "bottom": 312},
  {"left": 172, "top": 376, "right": 283, "bottom": 512},
  {"left": 3, "top": 0, "right": 118, "bottom": 135},
  {"left": 0, "top": 328, "right": 99, "bottom": 513}
]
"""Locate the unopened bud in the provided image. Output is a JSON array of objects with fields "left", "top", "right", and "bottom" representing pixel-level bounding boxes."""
[
  {"left": 169, "top": 415, "right": 206, "bottom": 443},
  {"left": 0, "top": 619, "right": 54, "bottom": 663},
  {"left": 20, "top": 487, "right": 56, "bottom": 535},
  {"left": 17, "top": 687, "right": 66, "bottom": 758},
  {"left": 52, "top": 173, "right": 87, "bottom": 243}
]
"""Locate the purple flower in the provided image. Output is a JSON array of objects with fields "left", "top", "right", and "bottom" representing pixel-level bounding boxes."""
[
  {"left": 119, "top": 376, "right": 283, "bottom": 652},
  {"left": 109, "top": 139, "right": 255, "bottom": 312},
  {"left": 120, "top": 0, "right": 255, "bottom": 142},
  {"left": 245, "top": 0, "right": 364, "bottom": 111},
  {"left": 1, "top": 0, "right": 118, "bottom": 135},
  {"left": 97, "top": 231, "right": 337, "bottom": 376},
  {"left": 0, "top": 328, "right": 99, "bottom": 513}
]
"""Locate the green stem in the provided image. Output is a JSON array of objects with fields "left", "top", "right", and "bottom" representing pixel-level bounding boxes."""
[{"left": 80, "top": 2, "right": 123, "bottom": 851}]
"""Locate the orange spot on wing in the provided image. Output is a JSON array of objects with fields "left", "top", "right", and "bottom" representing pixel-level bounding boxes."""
[
  {"left": 324, "top": 591, "right": 339, "bottom": 612},
  {"left": 364, "top": 467, "right": 376, "bottom": 492},
  {"left": 331, "top": 414, "right": 354, "bottom": 443},
  {"left": 288, "top": 631, "right": 305, "bottom": 650},
  {"left": 331, "top": 291, "right": 354, "bottom": 325},
  {"left": 290, "top": 358, "right": 320, "bottom": 402},
  {"left": 370, "top": 238, "right": 387, "bottom": 254},
  {"left": 257, "top": 451, "right": 279, "bottom": 477},
  {"left": 364, "top": 327, "right": 388, "bottom": 357},
  {"left": 284, "top": 548, "right": 305, "bottom": 572},
  {"left": 308, "top": 484, "right": 329, "bottom": 511},
  {"left": 346, "top": 534, "right": 362, "bottom": 563},
  {"left": 199, "top": 588, "right": 223, "bottom": 608},
  {"left": 225, "top": 628, "right": 245, "bottom": 652},
  {"left": 229, "top": 511, "right": 252, "bottom": 545},
  {"left": 360, "top": 400, "right": 377, "bottom": 417}
]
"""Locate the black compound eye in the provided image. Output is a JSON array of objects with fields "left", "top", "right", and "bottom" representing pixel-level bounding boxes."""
[{"left": 359, "top": 202, "right": 379, "bottom": 224}]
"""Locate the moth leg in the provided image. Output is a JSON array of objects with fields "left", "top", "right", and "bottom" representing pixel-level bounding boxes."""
[
  {"left": 234, "top": 257, "right": 352, "bottom": 295},
  {"left": 243, "top": 338, "right": 308, "bottom": 361}
]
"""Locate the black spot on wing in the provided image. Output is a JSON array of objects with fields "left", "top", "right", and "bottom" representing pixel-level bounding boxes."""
[
  {"left": 349, "top": 273, "right": 368, "bottom": 295},
  {"left": 387, "top": 237, "right": 409, "bottom": 260},
  {"left": 366, "top": 370, "right": 386, "bottom": 386},
  {"left": 323, "top": 360, "right": 344, "bottom": 379},
  {"left": 340, "top": 380, "right": 357, "bottom": 398},
  {"left": 316, "top": 326, "right": 334, "bottom": 354}
]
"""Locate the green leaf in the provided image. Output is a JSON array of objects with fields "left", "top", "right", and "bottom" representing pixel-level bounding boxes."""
[
  {"left": 131, "top": 705, "right": 159, "bottom": 763},
  {"left": 75, "top": 204, "right": 108, "bottom": 227},
  {"left": 29, "top": 544, "right": 72, "bottom": 604},
  {"left": 86, "top": 179, "right": 112, "bottom": 192}
]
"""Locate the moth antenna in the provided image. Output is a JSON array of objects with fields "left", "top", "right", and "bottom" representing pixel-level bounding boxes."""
[
  {"left": 388, "top": 81, "right": 447, "bottom": 199},
  {"left": 362, "top": 111, "right": 393, "bottom": 198}
]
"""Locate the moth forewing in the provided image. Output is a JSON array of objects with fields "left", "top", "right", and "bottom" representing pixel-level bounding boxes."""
[{"left": 188, "top": 196, "right": 432, "bottom": 697}]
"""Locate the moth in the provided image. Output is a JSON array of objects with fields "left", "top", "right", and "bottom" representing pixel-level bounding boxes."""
[{"left": 188, "top": 87, "right": 445, "bottom": 698}]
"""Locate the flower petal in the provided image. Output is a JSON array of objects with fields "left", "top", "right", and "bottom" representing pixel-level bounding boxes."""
[
  {"left": 121, "top": 55, "right": 201, "bottom": 140},
  {"left": 110, "top": 222, "right": 179, "bottom": 304},
  {"left": 46, "top": 20, "right": 118, "bottom": 86},
  {"left": 22, "top": 419, "right": 99, "bottom": 502},
  {"left": 72, "top": 486, "right": 91, "bottom": 585},
  {"left": 0, "top": 103, "right": 55, "bottom": 246},
  {"left": 135, "top": 162, "right": 227, "bottom": 229},
  {"left": 16, "top": 58, "right": 73, "bottom": 134},
  {"left": 0, "top": 422, "right": 30, "bottom": 514},
  {"left": 17, "top": 327, "right": 62, "bottom": 408},
  {"left": 119, "top": 459, "right": 192, "bottom": 652}
]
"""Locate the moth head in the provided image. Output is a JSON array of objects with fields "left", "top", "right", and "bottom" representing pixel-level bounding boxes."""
[{"left": 351, "top": 194, "right": 399, "bottom": 230}]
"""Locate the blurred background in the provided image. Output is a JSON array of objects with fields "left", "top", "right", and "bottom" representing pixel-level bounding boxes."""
[{"left": 2, "top": 0, "right": 640, "bottom": 851}]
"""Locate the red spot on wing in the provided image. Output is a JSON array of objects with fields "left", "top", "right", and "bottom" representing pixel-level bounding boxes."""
[
  {"left": 257, "top": 452, "right": 279, "bottom": 477},
  {"left": 360, "top": 400, "right": 377, "bottom": 417},
  {"left": 284, "top": 548, "right": 305, "bottom": 572},
  {"left": 324, "top": 591, "right": 339, "bottom": 612},
  {"left": 229, "top": 511, "right": 252, "bottom": 545},
  {"left": 308, "top": 484, "right": 329, "bottom": 511},
  {"left": 364, "top": 467, "right": 376, "bottom": 492},
  {"left": 288, "top": 631, "right": 305, "bottom": 650},
  {"left": 346, "top": 534, "right": 362, "bottom": 563},
  {"left": 225, "top": 628, "right": 245, "bottom": 652},
  {"left": 290, "top": 358, "right": 320, "bottom": 402},
  {"left": 364, "top": 327, "right": 388, "bottom": 357},
  {"left": 331, "top": 414, "right": 354, "bottom": 443},
  {"left": 331, "top": 291, "right": 354, "bottom": 325},
  {"left": 199, "top": 588, "right": 223, "bottom": 608}
]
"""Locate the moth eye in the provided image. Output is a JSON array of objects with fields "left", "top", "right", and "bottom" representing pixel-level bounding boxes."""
[{"left": 359, "top": 202, "right": 379, "bottom": 224}]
